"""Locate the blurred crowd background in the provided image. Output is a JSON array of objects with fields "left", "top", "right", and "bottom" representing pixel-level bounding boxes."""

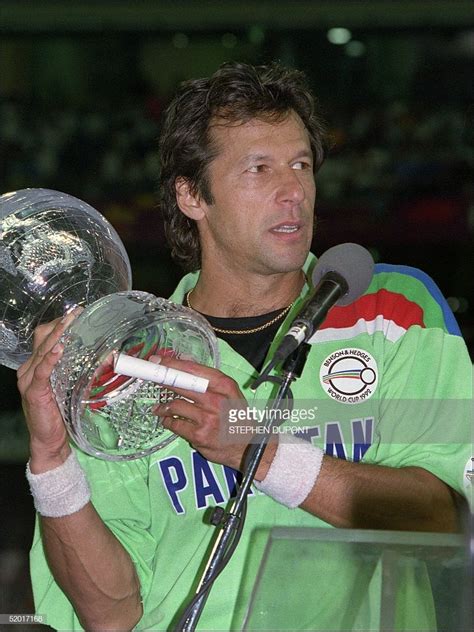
[{"left": 0, "top": 1, "right": 473, "bottom": 628}]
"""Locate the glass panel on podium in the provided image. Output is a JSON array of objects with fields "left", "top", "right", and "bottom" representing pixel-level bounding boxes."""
[{"left": 241, "top": 527, "right": 471, "bottom": 631}]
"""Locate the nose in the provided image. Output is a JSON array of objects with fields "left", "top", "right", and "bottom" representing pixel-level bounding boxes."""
[{"left": 275, "top": 167, "right": 306, "bottom": 206}]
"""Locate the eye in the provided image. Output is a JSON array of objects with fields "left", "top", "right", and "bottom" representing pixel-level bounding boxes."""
[
  {"left": 247, "top": 164, "right": 267, "bottom": 173},
  {"left": 292, "top": 161, "right": 312, "bottom": 171}
]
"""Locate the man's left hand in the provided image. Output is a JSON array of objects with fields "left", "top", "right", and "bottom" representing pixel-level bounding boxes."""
[{"left": 152, "top": 356, "right": 252, "bottom": 471}]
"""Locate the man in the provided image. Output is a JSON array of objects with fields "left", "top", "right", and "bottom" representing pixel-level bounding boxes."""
[{"left": 21, "top": 62, "right": 470, "bottom": 631}]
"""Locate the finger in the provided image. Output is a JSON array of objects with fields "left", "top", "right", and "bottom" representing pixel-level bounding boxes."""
[
  {"left": 19, "top": 344, "right": 64, "bottom": 397},
  {"left": 154, "top": 399, "right": 201, "bottom": 424},
  {"left": 161, "top": 415, "right": 199, "bottom": 444},
  {"left": 33, "top": 309, "right": 80, "bottom": 359},
  {"left": 32, "top": 320, "right": 60, "bottom": 348},
  {"left": 18, "top": 337, "right": 63, "bottom": 383},
  {"left": 31, "top": 344, "right": 64, "bottom": 386},
  {"left": 17, "top": 353, "right": 36, "bottom": 379}
]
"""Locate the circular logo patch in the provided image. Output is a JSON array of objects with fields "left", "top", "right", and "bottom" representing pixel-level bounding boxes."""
[{"left": 320, "top": 348, "right": 378, "bottom": 404}]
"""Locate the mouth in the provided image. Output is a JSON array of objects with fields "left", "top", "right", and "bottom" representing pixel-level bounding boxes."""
[{"left": 271, "top": 223, "right": 301, "bottom": 234}]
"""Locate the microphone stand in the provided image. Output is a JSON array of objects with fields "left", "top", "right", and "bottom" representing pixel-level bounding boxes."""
[{"left": 176, "top": 344, "right": 311, "bottom": 632}]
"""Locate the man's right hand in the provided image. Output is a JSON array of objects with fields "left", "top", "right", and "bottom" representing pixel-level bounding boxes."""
[
  {"left": 18, "top": 309, "right": 143, "bottom": 630},
  {"left": 17, "top": 310, "right": 80, "bottom": 473}
]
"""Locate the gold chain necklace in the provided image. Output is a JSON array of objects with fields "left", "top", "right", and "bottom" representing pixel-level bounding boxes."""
[{"left": 185, "top": 289, "right": 293, "bottom": 335}]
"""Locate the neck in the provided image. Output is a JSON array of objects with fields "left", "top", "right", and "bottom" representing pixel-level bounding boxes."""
[{"left": 188, "top": 268, "right": 305, "bottom": 318}]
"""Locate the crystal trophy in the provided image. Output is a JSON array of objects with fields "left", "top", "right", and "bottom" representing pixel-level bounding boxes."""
[{"left": 0, "top": 189, "right": 219, "bottom": 460}]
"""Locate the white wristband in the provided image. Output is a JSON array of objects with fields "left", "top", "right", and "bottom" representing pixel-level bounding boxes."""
[
  {"left": 26, "top": 451, "right": 91, "bottom": 517},
  {"left": 254, "top": 436, "right": 324, "bottom": 508}
]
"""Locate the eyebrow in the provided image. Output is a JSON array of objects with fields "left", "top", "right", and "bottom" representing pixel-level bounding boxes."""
[{"left": 239, "top": 149, "right": 313, "bottom": 165}]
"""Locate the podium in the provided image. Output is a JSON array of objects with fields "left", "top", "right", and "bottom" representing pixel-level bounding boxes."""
[{"left": 241, "top": 527, "right": 472, "bottom": 631}]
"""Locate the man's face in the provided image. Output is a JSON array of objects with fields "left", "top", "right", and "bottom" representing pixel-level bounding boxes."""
[{"left": 195, "top": 111, "right": 316, "bottom": 278}]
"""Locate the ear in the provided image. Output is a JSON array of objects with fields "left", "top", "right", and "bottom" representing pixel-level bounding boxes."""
[{"left": 175, "top": 177, "right": 206, "bottom": 221}]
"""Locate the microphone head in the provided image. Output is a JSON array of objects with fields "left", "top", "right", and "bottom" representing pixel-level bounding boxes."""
[{"left": 312, "top": 243, "right": 374, "bottom": 306}]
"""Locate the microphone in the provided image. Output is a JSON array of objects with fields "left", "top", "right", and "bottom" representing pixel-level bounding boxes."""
[{"left": 271, "top": 243, "right": 374, "bottom": 365}]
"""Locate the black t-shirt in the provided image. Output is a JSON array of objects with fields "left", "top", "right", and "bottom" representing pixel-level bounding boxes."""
[{"left": 201, "top": 309, "right": 286, "bottom": 371}]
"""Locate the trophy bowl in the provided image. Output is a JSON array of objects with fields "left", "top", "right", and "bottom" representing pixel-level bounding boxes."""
[
  {"left": 0, "top": 188, "right": 132, "bottom": 369},
  {"left": 51, "top": 292, "right": 220, "bottom": 461},
  {"left": 0, "top": 189, "right": 220, "bottom": 460}
]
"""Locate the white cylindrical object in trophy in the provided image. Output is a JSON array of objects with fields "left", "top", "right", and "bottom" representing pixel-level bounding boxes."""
[{"left": 114, "top": 353, "right": 209, "bottom": 393}]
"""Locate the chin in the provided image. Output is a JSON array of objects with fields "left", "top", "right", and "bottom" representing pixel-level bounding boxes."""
[{"left": 265, "top": 253, "right": 309, "bottom": 275}]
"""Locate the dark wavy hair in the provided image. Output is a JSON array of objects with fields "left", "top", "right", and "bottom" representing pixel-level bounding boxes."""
[{"left": 159, "top": 61, "right": 329, "bottom": 271}]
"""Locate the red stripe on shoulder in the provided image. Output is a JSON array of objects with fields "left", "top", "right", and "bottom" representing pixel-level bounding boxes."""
[{"left": 320, "top": 289, "right": 425, "bottom": 330}]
